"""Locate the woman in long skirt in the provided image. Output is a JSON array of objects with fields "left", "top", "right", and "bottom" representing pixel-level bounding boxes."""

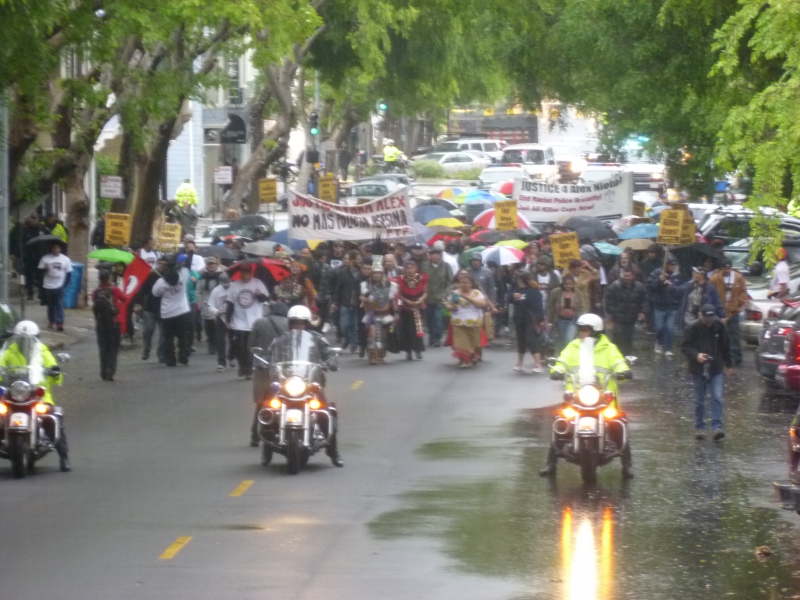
[
  {"left": 360, "top": 262, "right": 397, "bottom": 364},
  {"left": 445, "top": 272, "right": 488, "bottom": 368},
  {"left": 397, "top": 260, "right": 427, "bottom": 360}
]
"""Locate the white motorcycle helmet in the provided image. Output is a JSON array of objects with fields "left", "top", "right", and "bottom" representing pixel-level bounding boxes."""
[
  {"left": 385, "top": 139, "right": 395, "bottom": 145},
  {"left": 14, "top": 320, "right": 40, "bottom": 336},
  {"left": 575, "top": 313, "right": 604, "bottom": 333},
  {"left": 287, "top": 305, "right": 312, "bottom": 323}
]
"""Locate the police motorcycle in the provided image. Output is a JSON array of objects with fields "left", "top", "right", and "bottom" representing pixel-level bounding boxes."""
[
  {"left": 547, "top": 341, "right": 635, "bottom": 484},
  {"left": 0, "top": 355, "right": 70, "bottom": 479},
  {"left": 251, "top": 330, "right": 340, "bottom": 475}
]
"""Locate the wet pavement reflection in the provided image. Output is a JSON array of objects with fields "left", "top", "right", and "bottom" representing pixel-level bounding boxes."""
[{"left": 371, "top": 340, "right": 800, "bottom": 599}]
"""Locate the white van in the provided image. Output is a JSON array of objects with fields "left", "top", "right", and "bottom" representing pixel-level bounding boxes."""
[
  {"left": 432, "top": 139, "right": 504, "bottom": 162},
  {"left": 499, "top": 144, "right": 559, "bottom": 183}
]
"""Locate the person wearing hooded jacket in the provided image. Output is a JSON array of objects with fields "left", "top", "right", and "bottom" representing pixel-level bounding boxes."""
[
  {"left": 542, "top": 313, "right": 633, "bottom": 478},
  {"left": 678, "top": 267, "right": 724, "bottom": 332},
  {"left": 0, "top": 321, "right": 70, "bottom": 471}
]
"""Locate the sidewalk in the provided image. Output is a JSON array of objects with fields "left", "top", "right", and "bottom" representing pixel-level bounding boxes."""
[{"left": 8, "top": 291, "right": 95, "bottom": 350}]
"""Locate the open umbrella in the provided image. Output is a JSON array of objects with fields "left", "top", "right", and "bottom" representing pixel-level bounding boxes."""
[
  {"left": 496, "top": 181, "right": 514, "bottom": 196},
  {"left": 593, "top": 242, "right": 623, "bottom": 256},
  {"left": 459, "top": 245, "right": 486, "bottom": 267},
  {"left": 670, "top": 242, "right": 726, "bottom": 277},
  {"left": 195, "top": 245, "right": 238, "bottom": 261},
  {"left": 87, "top": 248, "right": 134, "bottom": 264},
  {"left": 618, "top": 223, "right": 659, "bottom": 240},
  {"left": 268, "top": 229, "right": 314, "bottom": 252},
  {"left": 557, "top": 215, "right": 616, "bottom": 241},
  {"left": 228, "top": 258, "right": 290, "bottom": 285},
  {"left": 495, "top": 239, "right": 529, "bottom": 250},
  {"left": 25, "top": 233, "right": 65, "bottom": 251},
  {"left": 426, "top": 233, "right": 460, "bottom": 247},
  {"left": 619, "top": 239, "right": 653, "bottom": 252},
  {"left": 473, "top": 208, "right": 532, "bottom": 230},
  {"left": 416, "top": 197, "right": 459, "bottom": 211},
  {"left": 470, "top": 229, "right": 517, "bottom": 245},
  {"left": 412, "top": 204, "right": 452, "bottom": 225},
  {"left": 481, "top": 245, "right": 525, "bottom": 266},
  {"left": 427, "top": 217, "right": 464, "bottom": 229},
  {"left": 231, "top": 214, "right": 271, "bottom": 228},
  {"left": 455, "top": 189, "right": 498, "bottom": 205},
  {"left": 241, "top": 240, "right": 281, "bottom": 257},
  {"left": 437, "top": 187, "right": 465, "bottom": 200}
]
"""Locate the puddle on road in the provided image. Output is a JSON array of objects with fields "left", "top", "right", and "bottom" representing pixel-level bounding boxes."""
[{"left": 371, "top": 352, "right": 800, "bottom": 599}]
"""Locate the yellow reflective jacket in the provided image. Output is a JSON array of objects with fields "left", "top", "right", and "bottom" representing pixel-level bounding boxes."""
[
  {"left": 0, "top": 342, "right": 63, "bottom": 404},
  {"left": 550, "top": 334, "right": 629, "bottom": 404},
  {"left": 49, "top": 222, "right": 68, "bottom": 243},
  {"left": 383, "top": 145, "right": 402, "bottom": 162},
  {"left": 175, "top": 182, "right": 198, "bottom": 207}
]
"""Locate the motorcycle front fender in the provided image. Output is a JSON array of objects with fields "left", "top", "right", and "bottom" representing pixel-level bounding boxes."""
[{"left": 8, "top": 412, "right": 30, "bottom": 432}]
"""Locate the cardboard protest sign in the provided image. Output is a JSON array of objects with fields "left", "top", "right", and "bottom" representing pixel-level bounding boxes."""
[
  {"left": 318, "top": 173, "right": 337, "bottom": 203},
  {"left": 513, "top": 173, "right": 633, "bottom": 223},
  {"left": 656, "top": 210, "right": 685, "bottom": 245},
  {"left": 289, "top": 188, "right": 412, "bottom": 240},
  {"left": 156, "top": 223, "right": 182, "bottom": 251},
  {"left": 550, "top": 232, "right": 581, "bottom": 269},
  {"left": 494, "top": 200, "right": 518, "bottom": 231},
  {"left": 259, "top": 178, "right": 277, "bottom": 203},
  {"left": 104, "top": 213, "right": 130, "bottom": 246},
  {"left": 632, "top": 200, "right": 645, "bottom": 217}
]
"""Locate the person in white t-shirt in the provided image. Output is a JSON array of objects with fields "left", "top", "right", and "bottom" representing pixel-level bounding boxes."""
[
  {"left": 226, "top": 265, "right": 269, "bottom": 379},
  {"left": 152, "top": 261, "right": 192, "bottom": 366},
  {"left": 182, "top": 236, "right": 205, "bottom": 273},
  {"left": 769, "top": 248, "right": 790, "bottom": 299},
  {"left": 38, "top": 241, "right": 72, "bottom": 330},
  {"left": 139, "top": 237, "right": 160, "bottom": 268}
]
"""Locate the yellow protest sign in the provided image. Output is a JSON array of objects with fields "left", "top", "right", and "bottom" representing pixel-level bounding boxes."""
[
  {"left": 259, "top": 178, "right": 277, "bottom": 203},
  {"left": 656, "top": 209, "right": 685, "bottom": 245},
  {"left": 104, "top": 213, "right": 130, "bottom": 246},
  {"left": 632, "top": 200, "right": 645, "bottom": 217},
  {"left": 156, "top": 223, "right": 182, "bottom": 252},
  {"left": 319, "top": 173, "right": 336, "bottom": 203},
  {"left": 679, "top": 218, "right": 696, "bottom": 244},
  {"left": 550, "top": 232, "right": 581, "bottom": 269},
  {"left": 494, "top": 199, "right": 518, "bottom": 231}
]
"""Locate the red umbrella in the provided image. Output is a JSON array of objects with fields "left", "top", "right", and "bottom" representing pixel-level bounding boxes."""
[
  {"left": 228, "top": 258, "right": 290, "bottom": 284},
  {"left": 497, "top": 181, "right": 514, "bottom": 195},
  {"left": 473, "top": 208, "right": 532, "bottom": 230},
  {"left": 426, "top": 233, "right": 460, "bottom": 246}
]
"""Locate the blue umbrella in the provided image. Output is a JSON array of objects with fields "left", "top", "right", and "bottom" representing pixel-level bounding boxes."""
[
  {"left": 412, "top": 204, "right": 451, "bottom": 225},
  {"left": 618, "top": 223, "right": 659, "bottom": 240},
  {"left": 593, "top": 242, "right": 623, "bottom": 256},
  {"left": 463, "top": 190, "right": 499, "bottom": 204},
  {"left": 269, "top": 229, "right": 309, "bottom": 252}
]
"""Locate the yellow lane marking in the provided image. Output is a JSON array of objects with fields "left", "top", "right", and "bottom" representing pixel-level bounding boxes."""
[
  {"left": 159, "top": 536, "right": 192, "bottom": 560},
  {"left": 351, "top": 380, "right": 363, "bottom": 389},
  {"left": 229, "top": 480, "right": 254, "bottom": 497}
]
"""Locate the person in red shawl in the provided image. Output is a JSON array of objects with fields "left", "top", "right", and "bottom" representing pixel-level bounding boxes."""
[{"left": 396, "top": 260, "right": 427, "bottom": 360}]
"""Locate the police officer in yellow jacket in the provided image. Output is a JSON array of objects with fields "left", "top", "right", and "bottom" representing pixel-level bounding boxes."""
[
  {"left": 382, "top": 139, "right": 403, "bottom": 164},
  {"left": 0, "top": 320, "right": 70, "bottom": 471},
  {"left": 541, "top": 313, "right": 633, "bottom": 478},
  {"left": 175, "top": 179, "right": 199, "bottom": 208}
]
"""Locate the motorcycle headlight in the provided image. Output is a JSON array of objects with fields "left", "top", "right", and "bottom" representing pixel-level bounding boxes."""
[
  {"left": 577, "top": 385, "right": 600, "bottom": 407},
  {"left": 9, "top": 381, "right": 31, "bottom": 402},
  {"left": 283, "top": 376, "right": 307, "bottom": 398}
]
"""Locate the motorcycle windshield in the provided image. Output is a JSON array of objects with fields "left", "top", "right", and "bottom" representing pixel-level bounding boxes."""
[
  {"left": 267, "top": 330, "right": 322, "bottom": 378},
  {"left": 1, "top": 365, "right": 42, "bottom": 386}
]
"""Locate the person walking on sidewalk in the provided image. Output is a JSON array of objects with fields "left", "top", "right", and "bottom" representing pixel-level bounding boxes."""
[
  {"left": 681, "top": 304, "right": 733, "bottom": 440},
  {"left": 92, "top": 270, "right": 126, "bottom": 381},
  {"left": 38, "top": 240, "right": 72, "bottom": 331},
  {"left": 710, "top": 258, "right": 748, "bottom": 366}
]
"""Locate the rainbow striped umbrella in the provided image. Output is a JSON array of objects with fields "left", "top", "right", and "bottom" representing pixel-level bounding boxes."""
[{"left": 436, "top": 188, "right": 465, "bottom": 200}]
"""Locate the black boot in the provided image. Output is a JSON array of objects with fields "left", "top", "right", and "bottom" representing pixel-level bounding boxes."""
[
  {"left": 56, "top": 427, "right": 70, "bottom": 472},
  {"left": 261, "top": 444, "right": 273, "bottom": 466},
  {"left": 538, "top": 447, "right": 557, "bottom": 477},
  {"left": 621, "top": 446, "right": 634, "bottom": 479},
  {"left": 326, "top": 435, "right": 344, "bottom": 467}
]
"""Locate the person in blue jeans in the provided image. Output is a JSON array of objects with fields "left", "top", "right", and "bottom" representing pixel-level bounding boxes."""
[
  {"left": 680, "top": 304, "right": 733, "bottom": 440},
  {"left": 331, "top": 250, "right": 362, "bottom": 353},
  {"left": 648, "top": 258, "right": 684, "bottom": 356}
]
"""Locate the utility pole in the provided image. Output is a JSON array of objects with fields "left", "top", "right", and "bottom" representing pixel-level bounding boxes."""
[{"left": 0, "top": 93, "right": 9, "bottom": 304}]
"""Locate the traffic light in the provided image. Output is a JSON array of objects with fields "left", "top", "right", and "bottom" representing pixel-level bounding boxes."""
[
  {"left": 309, "top": 111, "right": 319, "bottom": 136},
  {"left": 378, "top": 101, "right": 388, "bottom": 111}
]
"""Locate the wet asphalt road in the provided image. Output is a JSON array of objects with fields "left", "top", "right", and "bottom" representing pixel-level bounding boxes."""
[{"left": 0, "top": 327, "right": 799, "bottom": 599}]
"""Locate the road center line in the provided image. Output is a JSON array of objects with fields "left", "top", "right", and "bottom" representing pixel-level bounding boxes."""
[
  {"left": 229, "top": 480, "right": 254, "bottom": 497},
  {"left": 158, "top": 536, "right": 192, "bottom": 560},
  {"left": 351, "top": 380, "right": 363, "bottom": 389}
]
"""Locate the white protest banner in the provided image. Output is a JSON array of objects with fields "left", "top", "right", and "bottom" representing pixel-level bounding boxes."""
[
  {"left": 513, "top": 172, "right": 633, "bottom": 223},
  {"left": 289, "top": 188, "right": 412, "bottom": 240}
]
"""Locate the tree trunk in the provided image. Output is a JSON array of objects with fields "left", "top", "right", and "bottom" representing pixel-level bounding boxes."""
[
  {"left": 63, "top": 160, "right": 91, "bottom": 308},
  {"left": 130, "top": 116, "right": 176, "bottom": 245},
  {"left": 113, "top": 130, "right": 136, "bottom": 214}
]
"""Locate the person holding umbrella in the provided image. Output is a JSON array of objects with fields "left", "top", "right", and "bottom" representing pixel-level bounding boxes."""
[{"left": 38, "top": 240, "right": 72, "bottom": 331}]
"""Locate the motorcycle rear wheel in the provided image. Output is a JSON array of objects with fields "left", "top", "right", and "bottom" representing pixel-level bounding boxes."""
[
  {"left": 9, "top": 433, "right": 30, "bottom": 479},
  {"left": 578, "top": 437, "right": 598, "bottom": 484},
  {"left": 404, "top": 165, "right": 418, "bottom": 182},
  {"left": 286, "top": 430, "right": 302, "bottom": 475}
]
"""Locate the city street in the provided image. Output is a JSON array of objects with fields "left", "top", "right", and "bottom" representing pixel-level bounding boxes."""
[{"left": 0, "top": 330, "right": 799, "bottom": 599}]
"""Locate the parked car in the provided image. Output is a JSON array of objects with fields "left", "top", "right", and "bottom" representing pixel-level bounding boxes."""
[
  {"left": 499, "top": 144, "right": 559, "bottom": 183},
  {"left": 432, "top": 138, "right": 504, "bottom": 162},
  {"left": 698, "top": 205, "right": 800, "bottom": 245},
  {"left": 477, "top": 165, "right": 526, "bottom": 190},
  {"left": 196, "top": 222, "right": 235, "bottom": 247},
  {"left": 773, "top": 406, "right": 800, "bottom": 514},
  {"left": 414, "top": 152, "right": 489, "bottom": 173},
  {"left": 549, "top": 143, "right": 586, "bottom": 182},
  {"left": 620, "top": 147, "right": 666, "bottom": 192},
  {"left": 344, "top": 177, "right": 407, "bottom": 206},
  {"left": 462, "top": 149, "right": 495, "bottom": 167},
  {"left": 756, "top": 299, "right": 800, "bottom": 379},
  {"left": 579, "top": 163, "right": 624, "bottom": 184}
]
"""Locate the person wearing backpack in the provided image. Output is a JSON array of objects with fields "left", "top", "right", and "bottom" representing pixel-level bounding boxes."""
[{"left": 92, "top": 269, "right": 126, "bottom": 381}]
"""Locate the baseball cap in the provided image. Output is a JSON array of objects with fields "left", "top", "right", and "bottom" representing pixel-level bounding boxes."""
[
  {"left": 410, "top": 243, "right": 424, "bottom": 250},
  {"left": 692, "top": 266, "right": 707, "bottom": 276},
  {"left": 205, "top": 256, "right": 219, "bottom": 264},
  {"left": 700, "top": 304, "right": 717, "bottom": 317},
  {"left": 183, "top": 234, "right": 195, "bottom": 242},
  {"left": 720, "top": 258, "right": 732, "bottom": 268}
]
